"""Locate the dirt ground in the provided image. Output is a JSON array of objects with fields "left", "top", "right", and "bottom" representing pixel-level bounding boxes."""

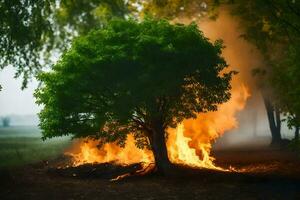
[{"left": 1, "top": 148, "right": 300, "bottom": 200}]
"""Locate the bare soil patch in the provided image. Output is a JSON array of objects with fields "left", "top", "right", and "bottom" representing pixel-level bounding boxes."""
[{"left": 1, "top": 148, "right": 300, "bottom": 200}]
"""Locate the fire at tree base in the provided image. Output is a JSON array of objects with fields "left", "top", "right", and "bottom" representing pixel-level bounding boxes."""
[{"left": 62, "top": 84, "right": 249, "bottom": 178}]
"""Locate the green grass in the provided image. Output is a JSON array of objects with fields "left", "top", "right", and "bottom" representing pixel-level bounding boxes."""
[{"left": 0, "top": 126, "right": 71, "bottom": 168}]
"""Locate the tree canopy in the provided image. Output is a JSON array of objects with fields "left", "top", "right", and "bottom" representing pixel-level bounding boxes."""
[
  {"left": 0, "top": 0, "right": 53, "bottom": 88},
  {"left": 35, "top": 18, "right": 233, "bottom": 172}
]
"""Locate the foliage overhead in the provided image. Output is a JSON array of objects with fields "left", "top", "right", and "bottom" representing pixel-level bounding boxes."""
[
  {"left": 35, "top": 18, "right": 234, "bottom": 148},
  {"left": 0, "top": 0, "right": 128, "bottom": 88},
  {"left": 138, "top": 0, "right": 217, "bottom": 20},
  {"left": 0, "top": 0, "right": 52, "bottom": 88}
]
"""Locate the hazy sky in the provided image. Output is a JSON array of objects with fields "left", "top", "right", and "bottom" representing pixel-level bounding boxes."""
[{"left": 0, "top": 66, "right": 41, "bottom": 116}]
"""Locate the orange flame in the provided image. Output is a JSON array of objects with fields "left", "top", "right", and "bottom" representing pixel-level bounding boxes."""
[
  {"left": 66, "top": 134, "right": 153, "bottom": 166},
  {"left": 66, "top": 84, "right": 249, "bottom": 170},
  {"left": 167, "top": 84, "right": 250, "bottom": 170}
]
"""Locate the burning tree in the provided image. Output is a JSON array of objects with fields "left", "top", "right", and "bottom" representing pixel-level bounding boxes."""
[{"left": 35, "top": 18, "right": 234, "bottom": 174}]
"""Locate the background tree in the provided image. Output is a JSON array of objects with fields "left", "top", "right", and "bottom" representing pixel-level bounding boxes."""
[
  {"left": 0, "top": 0, "right": 53, "bottom": 88},
  {"left": 271, "top": 44, "right": 300, "bottom": 141},
  {"left": 0, "top": 0, "right": 128, "bottom": 89},
  {"left": 1, "top": 117, "right": 11, "bottom": 127},
  {"left": 224, "top": 0, "right": 300, "bottom": 144},
  {"left": 35, "top": 18, "right": 234, "bottom": 174}
]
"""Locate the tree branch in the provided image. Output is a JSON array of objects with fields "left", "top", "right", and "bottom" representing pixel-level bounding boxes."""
[
  {"left": 131, "top": 116, "right": 152, "bottom": 135},
  {"left": 267, "top": 0, "right": 300, "bottom": 35},
  {"left": 286, "top": 0, "right": 300, "bottom": 18}
]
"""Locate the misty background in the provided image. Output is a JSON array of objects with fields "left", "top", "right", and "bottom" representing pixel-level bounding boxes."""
[
  {"left": 0, "top": 11, "right": 295, "bottom": 148},
  {"left": 0, "top": 65, "right": 294, "bottom": 147},
  {"left": 0, "top": 66, "right": 40, "bottom": 126}
]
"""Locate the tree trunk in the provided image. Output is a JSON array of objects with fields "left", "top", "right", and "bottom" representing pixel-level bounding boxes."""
[
  {"left": 253, "top": 110, "right": 258, "bottom": 137},
  {"left": 295, "top": 126, "right": 299, "bottom": 141},
  {"left": 261, "top": 92, "right": 282, "bottom": 145},
  {"left": 149, "top": 122, "right": 172, "bottom": 175},
  {"left": 273, "top": 107, "right": 282, "bottom": 143}
]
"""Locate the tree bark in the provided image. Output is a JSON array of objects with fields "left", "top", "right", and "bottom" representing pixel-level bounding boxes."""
[
  {"left": 149, "top": 121, "right": 172, "bottom": 175},
  {"left": 295, "top": 126, "right": 299, "bottom": 141},
  {"left": 253, "top": 110, "right": 258, "bottom": 137},
  {"left": 261, "top": 91, "right": 282, "bottom": 145}
]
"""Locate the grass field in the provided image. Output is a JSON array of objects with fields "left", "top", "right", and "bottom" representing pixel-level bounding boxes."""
[{"left": 0, "top": 126, "right": 71, "bottom": 168}]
